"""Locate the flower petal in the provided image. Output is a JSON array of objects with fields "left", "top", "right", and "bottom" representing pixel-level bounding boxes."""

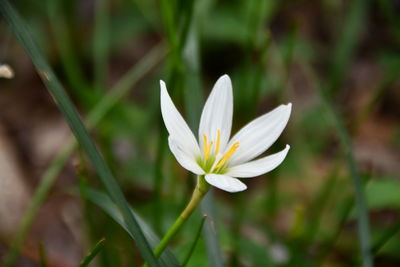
[
  {"left": 169, "top": 137, "right": 205, "bottom": 175},
  {"left": 226, "top": 103, "right": 292, "bottom": 165},
  {"left": 226, "top": 145, "right": 290, "bottom": 178},
  {"left": 199, "top": 74, "right": 233, "bottom": 154},
  {"left": 160, "top": 81, "right": 201, "bottom": 157},
  {"left": 205, "top": 174, "right": 247, "bottom": 192}
]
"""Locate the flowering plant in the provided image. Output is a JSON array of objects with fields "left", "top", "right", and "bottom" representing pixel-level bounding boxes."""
[{"left": 150, "top": 74, "right": 292, "bottom": 260}]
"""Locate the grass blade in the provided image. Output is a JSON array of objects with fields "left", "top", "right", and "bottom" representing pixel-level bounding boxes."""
[
  {"left": 47, "top": 1, "right": 89, "bottom": 97},
  {"left": 372, "top": 222, "right": 400, "bottom": 255},
  {"left": 3, "top": 42, "right": 165, "bottom": 266},
  {"left": 328, "top": 0, "right": 370, "bottom": 93},
  {"left": 318, "top": 86, "right": 373, "bottom": 267},
  {"left": 93, "top": 0, "right": 109, "bottom": 91},
  {"left": 182, "top": 215, "right": 207, "bottom": 266},
  {"left": 301, "top": 53, "right": 373, "bottom": 267},
  {"left": 0, "top": 1, "right": 160, "bottom": 265},
  {"left": 84, "top": 189, "right": 180, "bottom": 266},
  {"left": 78, "top": 238, "right": 106, "bottom": 267},
  {"left": 200, "top": 194, "right": 225, "bottom": 267}
]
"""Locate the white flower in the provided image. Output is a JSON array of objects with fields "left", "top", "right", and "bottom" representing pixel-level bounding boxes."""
[{"left": 160, "top": 74, "right": 291, "bottom": 193}]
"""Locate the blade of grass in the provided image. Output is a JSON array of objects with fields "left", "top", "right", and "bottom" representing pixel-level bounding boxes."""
[
  {"left": 153, "top": 130, "right": 167, "bottom": 235},
  {"left": 160, "top": 0, "right": 180, "bottom": 73},
  {"left": 182, "top": 215, "right": 207, "bottom": 266},
  {"left": 244, "top": 0, "right": 274, "bottom": 115},
  {"left": 371, "top": 222, "right": 400, "bottom": 255},
  {"left": 85, "top": 189, "right": 180, "bottom": 266},
  {"left": 316, "top": 172, "right": 373, "bottom": 264},
  {"left": 300, "top": 53, "right": 373, "bottom": 266},
  {"left": 93, "top": 0, "right": 109, "bottom": 91},
  {"left": 47, "top": 1, "right": 90, "bottom": 98},
  {"left": 0, "top": 1, "right": 160, "bottom": 266},
  {"left": 200, "top": 194, "right": 225, "bottom": 267},
  {"left": 176, "top": 0, "right": 195, "bottom": 52},
  {"left": 302, "top": 165, "right": 339, "bottom": 244},
  {"left": 328, "top": 0, "right": 370, "bottom": 93},
  {"left": 78, "top": 238, "right": 106, "bottom": 267},
  {"left": 321, "top": 77, "right": 373, "bottom": 267},
  {"left": 3, "top": 42, "right": 166, "bottom": 266}
]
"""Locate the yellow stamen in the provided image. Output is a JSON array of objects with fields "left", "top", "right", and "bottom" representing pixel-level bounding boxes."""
[
  {"left": 215, "top": 130, "right": 221, "bottom": 154},
  {"left": 203, "top": 134, "right": 208, "bottom": 157},
  {"left": 203, "top": 134, "right": 213, "bottom": 160},
  {"left": 205, "top": 142, "right": 213, "bottom": 160},
  {"left": 215, "top": 142, "right": 239, "bottom": 169}
]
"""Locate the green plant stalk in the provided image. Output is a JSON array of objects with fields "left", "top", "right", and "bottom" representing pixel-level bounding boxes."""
[
  {"left": 153, "top": 176, "right": 210, "bottom": 258},
  {"left": 143, "top": 175, "right": 209, "bottom": 266}
]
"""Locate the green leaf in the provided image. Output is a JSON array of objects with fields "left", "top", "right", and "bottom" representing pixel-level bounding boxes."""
[
  {"left": 84, "top": 188, "right": 180, "bottom": 266},
  {"left": 0, "top": 1, "right": 160, "bottom": 266},
  {"left": 78, "top": 238, "right": 106, "bottom": 267},
  {"left": 3, "top": 42, "right": 165, "bottom": 266}
]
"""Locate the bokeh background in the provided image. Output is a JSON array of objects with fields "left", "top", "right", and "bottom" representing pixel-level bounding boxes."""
[{"left": 1, "top": 0, "right": 400, "bottom": 266}]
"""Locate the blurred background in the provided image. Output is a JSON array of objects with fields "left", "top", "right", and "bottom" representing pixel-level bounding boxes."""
[{"left": 0, "top": 0, "right": 400, "bottom": 266}]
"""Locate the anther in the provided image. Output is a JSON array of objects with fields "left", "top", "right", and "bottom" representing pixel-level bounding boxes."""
[
  {"left": 204, "top": 141, "right": 213, "bottom": 160},
  {"left": 215, "top": 130, "right": 221, "bottom": 154},
  {"left": 215, "top": 142, "right": 239, "bottom": 168}
]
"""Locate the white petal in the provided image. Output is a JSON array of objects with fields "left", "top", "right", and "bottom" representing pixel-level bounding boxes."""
[
  {"left": 169, "top": 137, "right": 205, "bottom": 175},
  {"left": 205, "top": 174, "right": 247, "bottom": 193},
  {"left": 199, "top": 75, "right": 233, "bottom": 154},
  {"left": 226, "top": 145, "right": 290, "bottom": 178},
  {"left": 160, "top": 81, "right": 201, "bottom": 157},
  {"left": 226, "top": 103, "right": 291, "bottom": 165}
]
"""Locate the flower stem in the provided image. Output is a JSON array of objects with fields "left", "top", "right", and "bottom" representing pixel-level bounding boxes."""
[{"left": 152, "top": 175, "right": 209, "bottom": 260}]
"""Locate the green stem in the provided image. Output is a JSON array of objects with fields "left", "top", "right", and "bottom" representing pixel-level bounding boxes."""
[{"left": 152, "top": 175, "right": 209, "bottom": 261}]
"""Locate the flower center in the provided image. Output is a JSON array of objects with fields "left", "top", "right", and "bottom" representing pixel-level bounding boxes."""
[{"left": 200, "top": 130, "right": 239, "bottom": 173}]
